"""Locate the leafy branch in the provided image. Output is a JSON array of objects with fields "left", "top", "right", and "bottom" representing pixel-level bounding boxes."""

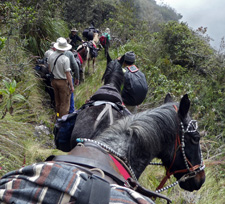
[
  {"left": 0, "top": 79, "right": 26, "bottom": 119},
  {"left": 0, "top": 37, "right": 7, "bottom": 50}
]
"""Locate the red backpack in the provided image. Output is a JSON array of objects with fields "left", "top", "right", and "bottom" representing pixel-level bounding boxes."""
[{"left": 99, "top": 35, "right": 107, "bottom": 46}]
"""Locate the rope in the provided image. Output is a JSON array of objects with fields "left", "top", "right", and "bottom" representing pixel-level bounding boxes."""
[{"left": 93, "top": 103, "right": 113, "bottom": 130}]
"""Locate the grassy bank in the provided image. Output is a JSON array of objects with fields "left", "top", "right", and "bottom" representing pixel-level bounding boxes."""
[{"left": 0, "top": 38, "right": 224, "bottom": 204}]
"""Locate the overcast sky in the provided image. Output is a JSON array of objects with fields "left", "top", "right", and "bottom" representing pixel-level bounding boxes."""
[{"left": 155, "top": 0, "right": 225, "bottom": 50}]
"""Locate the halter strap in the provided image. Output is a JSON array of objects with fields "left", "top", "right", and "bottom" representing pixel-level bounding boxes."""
[
  {"left": 156, "top": 131, "right": 202, "bottom": 191},
  {"left": 156, "top": 105, "right": 204, "bottom": 192}
]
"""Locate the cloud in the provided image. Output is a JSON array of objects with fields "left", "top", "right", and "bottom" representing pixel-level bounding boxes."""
[{"left": 156, "top": 0, "right": 225, "bottom": 49}]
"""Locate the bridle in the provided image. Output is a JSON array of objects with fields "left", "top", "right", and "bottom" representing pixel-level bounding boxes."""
[{"left": 152, "top": 105, "right": 205, "bottom": 193}]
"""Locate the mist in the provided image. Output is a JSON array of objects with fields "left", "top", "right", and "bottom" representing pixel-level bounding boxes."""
[{"left": 155, "top": 0, "right": 225, "bottom": 50}]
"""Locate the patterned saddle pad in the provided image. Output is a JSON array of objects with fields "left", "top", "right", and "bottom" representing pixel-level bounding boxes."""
[{"left": 0, "top": 161, "right": 155, "bottom": 204}]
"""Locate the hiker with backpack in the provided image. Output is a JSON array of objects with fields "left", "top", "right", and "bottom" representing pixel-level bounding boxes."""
[
  {"left": 44, "top": 42, "right": 56, "bottom": 63},
  {"left": 48, "top": 37, "right": 74, "bottom": 118},
  {"left": 69, "top": 28, "right": 84, "bottom": 50},
  {"left": 121, "top": 51, "right": 148, "bottom": 113},
  {"left": 100, "top": 28, "right": 111, "bottom": 56}
]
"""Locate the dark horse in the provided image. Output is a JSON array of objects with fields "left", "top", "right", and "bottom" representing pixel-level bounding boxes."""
[
  {"left": 0, "top": 94, "right": 205, "bottom": 203},
  {"left": 70, "top": 56, "right": 130, "bottom": 150}
]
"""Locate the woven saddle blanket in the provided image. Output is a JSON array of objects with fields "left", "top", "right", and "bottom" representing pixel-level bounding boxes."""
[{"left": 0, "top": 161, "right": 154, "bottom": 204}]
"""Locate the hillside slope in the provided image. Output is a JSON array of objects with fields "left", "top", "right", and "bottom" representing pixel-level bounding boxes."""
[{"left": 0, "top": 0, "right": 224, "bottom": 203}]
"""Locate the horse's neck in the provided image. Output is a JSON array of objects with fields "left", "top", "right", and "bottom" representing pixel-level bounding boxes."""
[
  {"left": 95, "top": 132, "right": 155, "bottom": 178},
  {"left": 93, "top": 33, "right": 99, "bottom": 44},
  {"left": 95, "top": 108, "right": 176, "bottom": 178}
]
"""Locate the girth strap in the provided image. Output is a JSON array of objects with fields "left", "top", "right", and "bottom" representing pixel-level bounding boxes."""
[
  {"left": 52, "top": 155, "right": 126, "bottom": 185},
  {"left": 76, "top": 174, "right": 110, "bottom": 204},
  {"left": 127, "top": 178, "right": 172, "bottom": 204}
]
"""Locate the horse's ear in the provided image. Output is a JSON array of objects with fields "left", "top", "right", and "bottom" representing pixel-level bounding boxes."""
[
  {"left": 106, "top": 52, "right": 112, "bottom": 64},
  {"left": 164, "top": 93, "right": 173, "bottom": 103},
  {"left": 118, "top": 55, "right": 125, "bottom": 65},
  {"left": 178, "top": 94, "right": 190, "bottom": 118}
]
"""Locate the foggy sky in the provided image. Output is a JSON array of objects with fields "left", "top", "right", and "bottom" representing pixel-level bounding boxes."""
[{"left": 155, "top": 0, "right": 225, "bottom": 50}]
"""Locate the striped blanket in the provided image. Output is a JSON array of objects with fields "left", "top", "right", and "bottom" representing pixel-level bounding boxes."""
[{"left": 0, "top": 161, "right": 155, "bottom": 204}]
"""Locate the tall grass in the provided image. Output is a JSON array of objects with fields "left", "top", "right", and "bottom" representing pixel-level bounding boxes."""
[{"left": 0, "top": 10, "right": 224, "bottom": 203}]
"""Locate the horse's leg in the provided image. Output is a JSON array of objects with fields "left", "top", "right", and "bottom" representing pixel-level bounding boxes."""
[
  {"left": 87, "top": 56, "right": 91, "bottom": 75},
  {"left": 82, "top": 62, "right": 86, "bottom": 81},
  {"left": 93, "top": 58, "right": 96, "bottom": 73}
]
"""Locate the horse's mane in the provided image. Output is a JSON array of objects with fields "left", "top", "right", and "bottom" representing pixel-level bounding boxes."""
[
  {"left": 102, "top": 59, "right": 124, "bottom": 92},
  {"left": 96, "top": 102, "right": 179, "bottom": 164}
]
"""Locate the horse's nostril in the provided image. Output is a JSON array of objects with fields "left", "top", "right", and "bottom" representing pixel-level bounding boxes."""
[{"left": 196, "top": 171, "right": 206, "bottom": 185}]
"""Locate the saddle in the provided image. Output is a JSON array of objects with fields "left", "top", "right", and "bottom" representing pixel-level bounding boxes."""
[
  {"left": 46, "top": 141, "right": 172, "bottom": 204},
  {"left": 53, "top": 87, "right": 130, "bottom": 153},
  {"left": 90, "top": 84, "right": 123, "bottom": 103}
]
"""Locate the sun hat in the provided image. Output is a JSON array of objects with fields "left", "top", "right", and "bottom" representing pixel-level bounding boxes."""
[
  {"left": 105, "top": 28, "right": 110, "bottom": 33},
  {"left": 54, "top": 37, "right": 72, "bottom": 51},
  {"left": 71, "top": 28, "right": 78, "bottom": 32},
  {"left": 124, "top": 51, "right": 135, "bottom": 64}
]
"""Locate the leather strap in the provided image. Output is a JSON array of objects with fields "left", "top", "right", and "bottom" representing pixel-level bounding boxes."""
[
  {"left": 76, "top": 174, "right": 110, "bottom": 204},
  {"left": 127, "top": 178, "right": 172, "bottom": 204},
  {"left": 51, "top": 53, "right": 63, "bottom": 77},
  {"left": 52, "top": 154, "right": 126, "bottom": 185},
  {"left": 93, "top": 103, "right": 113, "bottom": 130}
]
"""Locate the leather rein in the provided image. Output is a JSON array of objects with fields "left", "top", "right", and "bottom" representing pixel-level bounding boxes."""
[{"left": 154, "top": 105, "right": 205, "bottom": 193}]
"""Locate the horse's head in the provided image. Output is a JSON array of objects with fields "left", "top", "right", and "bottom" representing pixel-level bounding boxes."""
[
  {"left": 93, "top": 33, "right": 99, "bottom": 44},
  {"left": 102, "top": 52, "right": 124, "bottom": 92},
  {"left": 106, "top": 52, "right": 125, "bottom": 66},
  {"left": 77, "top": 43, "right": 88, "bottom": 60},
  {"left": 162, "top": 93, "right": 205, "bottom": 192}
]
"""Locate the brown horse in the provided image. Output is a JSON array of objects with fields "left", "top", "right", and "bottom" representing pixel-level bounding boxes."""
[{"left": 77, "top": 33, "right": 99, "bottom": 81}]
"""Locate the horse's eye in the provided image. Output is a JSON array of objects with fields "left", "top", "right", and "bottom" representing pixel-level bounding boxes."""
[{"left": 191, "top": 136, "right": 200, "bottom": 144}]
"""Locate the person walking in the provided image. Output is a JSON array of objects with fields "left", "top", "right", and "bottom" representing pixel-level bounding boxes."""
[
  {"left": 48, "top": 37, "right": 74, "bottom": 118},
  {"left": 121, "top": 51, "right": 148, "bottom": 113},
  {"left": 100, "top": 28, "right": 111, "bottom": 56},
  {"left": 64, "top": 49, "right": 79, "bottom": 113},
  {"left": 44, "top": 41, "right": 56, "bottom": 62},
  {"left": 69, "top": 28, "right": 84, "bottom": 50}
]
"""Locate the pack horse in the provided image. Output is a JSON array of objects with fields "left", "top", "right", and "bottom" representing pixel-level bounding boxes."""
[
  {"left": 77, "top": 33, "right": 99, "bottom": 81},
  {"left": 0, "top": 93, "right": 205, "bottom": 204}
]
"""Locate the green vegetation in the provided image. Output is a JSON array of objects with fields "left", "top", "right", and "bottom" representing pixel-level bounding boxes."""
[
  {"left": 0, "top": 0, "right": 224, "bottom": 203},
  {"left": 0, "top": 79, "right": 26, "bottom": 119}
]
